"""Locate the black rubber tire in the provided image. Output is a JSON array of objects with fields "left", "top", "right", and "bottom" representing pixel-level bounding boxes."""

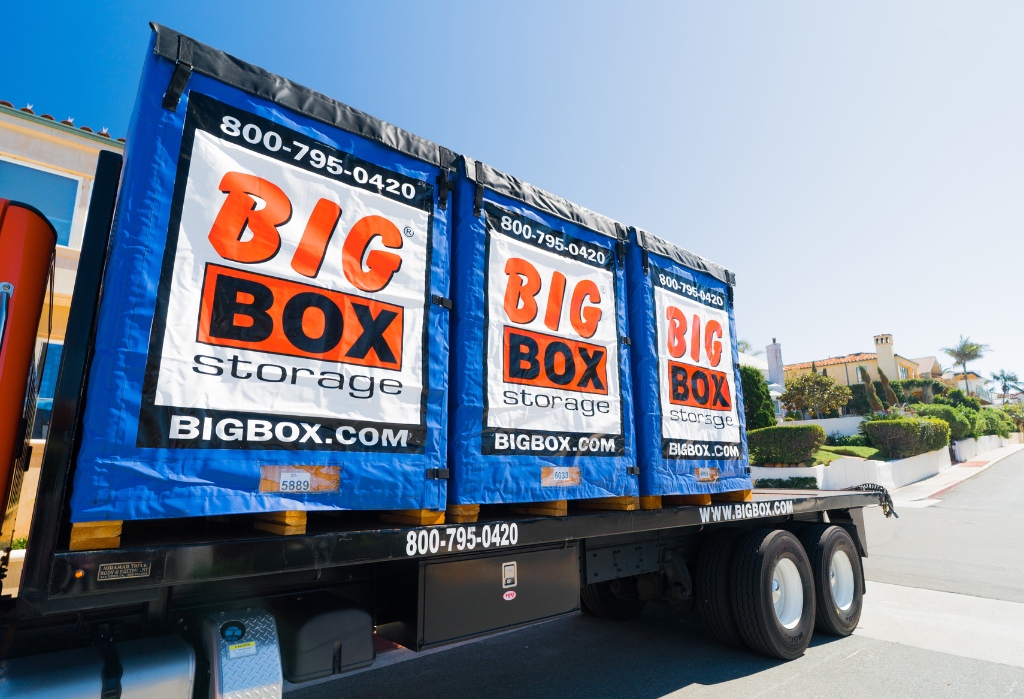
[
  {"left": 695, "top": 529, "right": 744, "bottom": 648},
  {"left": 799, "top": 524, "right": 864, "bottom": 636},
  {"left": 730, "top": 528, "right": 815, "bottom": 660},
  {"left": 580, "top": 580, "right": 648, "bottom": 620}
]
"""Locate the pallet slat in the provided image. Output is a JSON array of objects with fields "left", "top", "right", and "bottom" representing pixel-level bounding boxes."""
[
  {"left": 711, "top": 489, "right": 753, "bottom": 503},
  {"left": 639, "top": 496, "right": 662, "bottom": 510},
  {"left": 254, "top": 510, "right": 307, "bottom": 535},
  {"left": 509, "top": 500, "right": 567, "bottom": 517},
  {"left": 69, "top": 521, "right": 122, "bottom": 551},
  {"left": 445, "top": 505, "right": 480, "bottom": 524},
  {"left": 664, "top": 494, "right": 712, "bottom": 506},
  {"left": 380, "top": 510, "right": 445, "bottom": 526},
  {"left": 574, "top": 496, "right": 640, "bottom": 512}
]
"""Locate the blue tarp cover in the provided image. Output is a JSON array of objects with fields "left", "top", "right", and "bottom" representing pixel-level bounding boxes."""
[
  {"left": 70, "top": 32, "right": 450, "bottom": 521},
  {"left": 626, "top": 231, "right": 751, "bottom": 496},
  {"left": 447, "top": 163, "right": 638, "bottom": 505}
]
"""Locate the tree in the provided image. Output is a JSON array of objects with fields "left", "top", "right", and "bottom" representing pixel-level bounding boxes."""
[
  {"left": 991, "top": 369, "right": 1024, "bottom": 405},
  {"left": 737, "top": 339, "right": 764, "bottom": 357},
  {"left": 877, "top": 367, "right": 900, "bottom": 406},
  {"left": 740, "top": 365, "right": 776, "bottom": 430},
  {"left": 941, "top": 336, "right": 990, "bottom": 395},
  {"left": 860, "top": 366, "right": 884, "bottom": 412},
  {"left": 781, "top": 372, "right": 853, "bottom": 419}
]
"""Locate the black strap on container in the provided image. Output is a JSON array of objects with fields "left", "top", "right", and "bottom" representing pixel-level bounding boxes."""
[
  {"left": 426, "top": 468, "right": 450, "bottom": 480},
  {"left": 431, "top": 295, "right": 452, "bottom": 310},
  {"left": 435, "top": 147, "right": 457, "bottom": 211},
  {"left": 162, "top": 35, "right": 194, "bottom": 111},
  {"left": 615, "top": 223, "right": 626, "bottom": 268},
  {"left": 473, "top": 181, "right": 485, "bottom": 217},
  {"left": 627, "top": 466, "right": 640, "bottom": 476},
  {"left": 620, "top": 336, "right": 631, "bottom": 346}
]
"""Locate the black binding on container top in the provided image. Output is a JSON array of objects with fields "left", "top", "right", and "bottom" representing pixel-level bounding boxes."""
[
  {"left": 632, "top": 227, "right": 736, "bottom": 286},
  {"left": 151, "top": 23, "right": 455, "bottom": 169},
  {"left": 463, "top": 156, "right": 624, "bottom": 241}
]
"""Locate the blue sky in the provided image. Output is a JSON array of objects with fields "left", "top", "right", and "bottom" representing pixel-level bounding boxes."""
[{"left": 4, "top": 1, "right": 1022, "bottom": 379}]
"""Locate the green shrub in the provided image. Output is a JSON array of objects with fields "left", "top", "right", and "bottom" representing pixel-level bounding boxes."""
[
  {"left": 935, "top": 388, "right": 982, "bottom": 412},
  {"left": 980, "top": 408, "right": 1014, "bottom": 438},
  {"left": 754, "top": 477, "right": 818, "bottom": 490},
  {"left": 863, "top": 417, "right": 950, "bottom": 459},
  {"left": 11, "top": 537, "right": 26, "bottom": 551},
  {"left": 747, "top": 424, "right": 827, "bottom": 465},
  {"left": 949, "top": 406, "right": 984, "bottom": 439},
  {"left": 912, "top": 404, "right": 973, "bottom": 441},
  {"left": 740, "top": 365, "right": 777, "bottom": 430},
  {"left": 826, "top": 433, "right": 868, "bottom": 447},
  {"left": 784, "top": 411, "right": 802, "bottom": 420}
]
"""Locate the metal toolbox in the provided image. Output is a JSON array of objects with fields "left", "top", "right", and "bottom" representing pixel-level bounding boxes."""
[{"left": 418, "top": 543, "right": 580, "bottom": 649}]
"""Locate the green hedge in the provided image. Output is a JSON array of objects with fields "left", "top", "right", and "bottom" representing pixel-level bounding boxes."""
[
  {"left": 980, "top": 408, "right": 1014, "bottom": 438},
  {"left": 912, "top": 404, "right": 973, "bottom": 441},
  {"left": 747, "top": 424, "right": 826, "bottom": 465},
  {"left": 740, "top": 365, "right": 777, "bottom": 430},
  {"left": 754, "top": 477, "right": 818, "bottom": 490},
  {"left": 863, "top": 417, "right": 950, "bottom": 459}
]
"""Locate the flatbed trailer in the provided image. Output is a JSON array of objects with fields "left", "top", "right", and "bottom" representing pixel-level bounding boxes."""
[{"left": 0, "top": 32, "right": 893, "bottom": 697}]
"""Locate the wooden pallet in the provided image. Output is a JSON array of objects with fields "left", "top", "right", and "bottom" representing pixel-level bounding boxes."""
[
  {"left": 509, "top": 500, "right": 568, "bottom": 517},
  {"left": 254, "top": 510, "right": 307, "bottom": 536},
  {"left": 639, "top": 488, "right": 753, "bottom": 510},
  {"left": 665, "top": 494, "right": 712, "bottom": 506},
  {"left": 711, "top": 489, "right": 753, "bottom": 503},
  {"left": 380, "top": 509, "right": 445, "bottom": 526},
  {"left": 445, "top": 504, "right": 480, "bottom": 524},
  {"left": 573, "top": 496, "right": 640, "bottom": 512},
  {"left": 69, "top": 520, "right": 122, "bottom": 551},
  {"left": 446, "top": 496, "right": 643, "bottom": 523}
]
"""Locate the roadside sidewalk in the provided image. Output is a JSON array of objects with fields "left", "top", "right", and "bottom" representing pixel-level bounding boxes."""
[{"left": 890, "top": 443, "right": 1023, "bottom": 505}]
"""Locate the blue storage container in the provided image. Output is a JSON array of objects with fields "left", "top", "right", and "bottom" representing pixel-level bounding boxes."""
[
  {"left": 447, "top": 158, "right": 638, "bottom": 506},
  {"left": 70, "top": 26, "right": 453, "bottom": 521},
  {"left": 625, "top": 228, "right": 751, "bottom": 497}
]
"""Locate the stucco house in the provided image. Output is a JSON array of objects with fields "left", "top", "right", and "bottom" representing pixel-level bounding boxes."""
[
  {"left": 912, "top": 356, "right": 944, "bottom": 379},
  {"left": 0, "top": 99, "right": 123, "bottom": 540},
  {"left": 784, "top": 334, "right": 922, "bottom": 387}
]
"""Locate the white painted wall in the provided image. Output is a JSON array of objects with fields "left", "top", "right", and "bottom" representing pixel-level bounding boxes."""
[
  {"left": 753, "top": 447, "right": 952, "bottom": 491},
  {"left": 777, "top": 415, "right": 864, "bottom": 437},
  {"left": 953, "top": 434, "right": 1022, "bottom": 461}
]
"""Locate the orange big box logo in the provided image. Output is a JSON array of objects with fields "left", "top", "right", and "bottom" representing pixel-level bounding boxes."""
[
  {"left": 194, "top": 172, "right": 407, "bottom": 370},
  {"left": 500, "top": 257, "right": 608, "bottom": 394}
]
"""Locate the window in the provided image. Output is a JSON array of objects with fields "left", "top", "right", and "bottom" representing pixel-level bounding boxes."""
[
  {"left": 32, "top": 341, "right": 63, "bottom": 440},
  {"left": 0, "top": 158, "right": 79, "bottom": 246},
  {"left": 899, "top": 365, "right": 908, "bottom": 380}
]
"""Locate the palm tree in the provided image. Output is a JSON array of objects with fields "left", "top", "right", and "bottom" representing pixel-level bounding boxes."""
[
  {"left": 991, "top": 369, "right": 1024, "bottom": 405},
  {"left": 737, "top": 339, "right": 764, "bottom": 356},
  {"left": 941, "top": 336, "right": 990, "bottom": 395}
]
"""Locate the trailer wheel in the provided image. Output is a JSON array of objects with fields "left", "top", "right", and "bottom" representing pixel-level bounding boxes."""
[
  {"left": 695, "top": 529, "right": 744, "bottom": 648},
  {"left": 580, "top": 580, "right": 648, "bottom": 620},
  {"left": 730, "top": 529, "right": 815, "bottom": 660},
  {"left": 799, "top": 524, "right": 863, "bottom": 636}
]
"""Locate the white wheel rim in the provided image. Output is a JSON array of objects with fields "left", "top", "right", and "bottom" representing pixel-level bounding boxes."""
[
  {"left": 771, "top": 557, "right": 804, "bottom": 629},
  {"left": 830, "top": 550, "right": 855, "bottom": 612}
]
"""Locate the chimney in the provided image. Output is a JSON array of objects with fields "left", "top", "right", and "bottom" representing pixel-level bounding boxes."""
[
  {"left": 874, "top": 334, "right": 898, "bottom": 381},
  {"left": 766, "top": 338, "right": 784, "bottom": 386}
]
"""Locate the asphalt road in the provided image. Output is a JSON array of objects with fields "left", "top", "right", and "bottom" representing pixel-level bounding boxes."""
[
  {"left": 863, "top": 447, "right": 1024, "bottom": 603},
  {"left": 290, "top": 450, "right": 1024, "bottom": 698}
]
